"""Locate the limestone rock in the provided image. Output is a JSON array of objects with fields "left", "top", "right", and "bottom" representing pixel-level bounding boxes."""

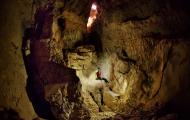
[
  {"left": 2, "top": 0, "right": 189, "bottom": 119},
  {"left": 67, "top": 45, "right": 96, "bottom": 70},
  {"left": 45, "top": 0, "right": 190, "bottom": 119},
  {"left": 44, "top": 83, "right": 90, "bottom": 120}
]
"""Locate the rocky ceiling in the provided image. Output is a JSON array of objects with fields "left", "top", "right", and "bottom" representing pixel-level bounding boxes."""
[{"left": 0, "top": 0, "right": 190, "bottom": 120}]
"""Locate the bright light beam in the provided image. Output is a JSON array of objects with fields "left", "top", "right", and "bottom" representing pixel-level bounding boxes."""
[{"left": 87, "top": 3, "right": 98, "bottom": 32}]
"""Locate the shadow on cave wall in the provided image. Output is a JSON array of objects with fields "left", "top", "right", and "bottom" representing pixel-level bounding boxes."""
[
  {"left": 22, "top": 27, "right": 81, "bottom": 119},
  {"left": 22, "top": 27, "right": 55, "bottom": 119},
  {"left": 0, "top": 108, "right": 22, "bottom": 120},
  {"left": 21, "top": 10, "right": 83, "bottom": 119},
  {"left": 20, "top": 1, "right": 88, "bottom": 119}
]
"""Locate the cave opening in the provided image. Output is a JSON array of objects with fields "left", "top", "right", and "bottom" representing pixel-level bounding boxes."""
[{"left": 20, "top": 0, "right": 190, "bottom": 119}]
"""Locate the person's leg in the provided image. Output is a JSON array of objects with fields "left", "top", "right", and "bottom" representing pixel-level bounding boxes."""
[{"left": 102, "top": 78, "right": 109, "bottom": 83}]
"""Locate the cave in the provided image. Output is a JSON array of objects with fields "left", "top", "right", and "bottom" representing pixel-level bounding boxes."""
[{"left": 0, "top": 0, "right": 190, "bottom": 120}]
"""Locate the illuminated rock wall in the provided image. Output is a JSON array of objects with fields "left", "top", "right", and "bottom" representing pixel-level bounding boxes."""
[{"left": 0, "top": 0, "right": 37, "bottom": 119}]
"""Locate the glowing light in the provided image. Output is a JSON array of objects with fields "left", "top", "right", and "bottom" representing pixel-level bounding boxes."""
[
  {"left": 87, "top": 17, "right": 95, "bottom": 28},
  {"left": 91, "top": 4, "right": 97, "bottom": 10},
  {"left": 87, "top": 3, "right": 98, "bottom": 32}
]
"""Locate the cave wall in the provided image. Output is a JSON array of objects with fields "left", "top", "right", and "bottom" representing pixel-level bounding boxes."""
[
  {"left": 0, "top": 0, "right": 37, "bottom": 119},
  {"left": 47, "top": 0, "right": 190, "bottom": 119},
  {"left": 0, "top": 0, "right": 190, "bottom": 119},
  {"left": 100, "top": 0, "right": 190, "bottom": 110}
]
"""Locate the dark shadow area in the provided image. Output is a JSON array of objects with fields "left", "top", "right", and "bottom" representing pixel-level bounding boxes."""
[
  {"left": 22, "top": 26, "right": 80, "bottom": 119},
  {"left": 73, "top": 21, "right": 103, "bottom": 57},
  {"left": 22, "top": 27, "right": 55, "bottom": 120},
  {"left": 0, "top": 108, "right": 22, "bottom": 120},
  {"left": 57, "top": 17, "right": 66, "bottom": 31},
  {"left": 156, "top": 101, "right": 190, "bottom": 120},
  {"left": 85, "top": 31, "right": 103, "bottom": 54}
]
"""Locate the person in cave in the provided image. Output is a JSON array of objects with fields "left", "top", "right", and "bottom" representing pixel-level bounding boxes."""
[
  {"left": 96, "top": 67, "right": 109, "bottom": 83},
  {"left": 93, "top": 65, "right": 120, "bottom": 110},
  {"left": 89, "top": 67, "right": 109, "bottom": 112}
]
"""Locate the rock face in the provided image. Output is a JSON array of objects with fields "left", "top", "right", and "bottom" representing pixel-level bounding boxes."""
[
  {"left": 0, "top": 0, "right": 37, "bottom": 119},
  {"left": 1, "top": 0, "right": 190, "bottom": 120},
  {"left": 21, "top": 1, "right": 91, "bottom": 119},
  {"left": 67, "top": 45, "right": 96, "bottom": 70},
  {"left": 44, "top": 83, "right": 90, "bottom": 120},
  {"left": 45, "top": 0, "right": 190, "bottom": 119}
]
